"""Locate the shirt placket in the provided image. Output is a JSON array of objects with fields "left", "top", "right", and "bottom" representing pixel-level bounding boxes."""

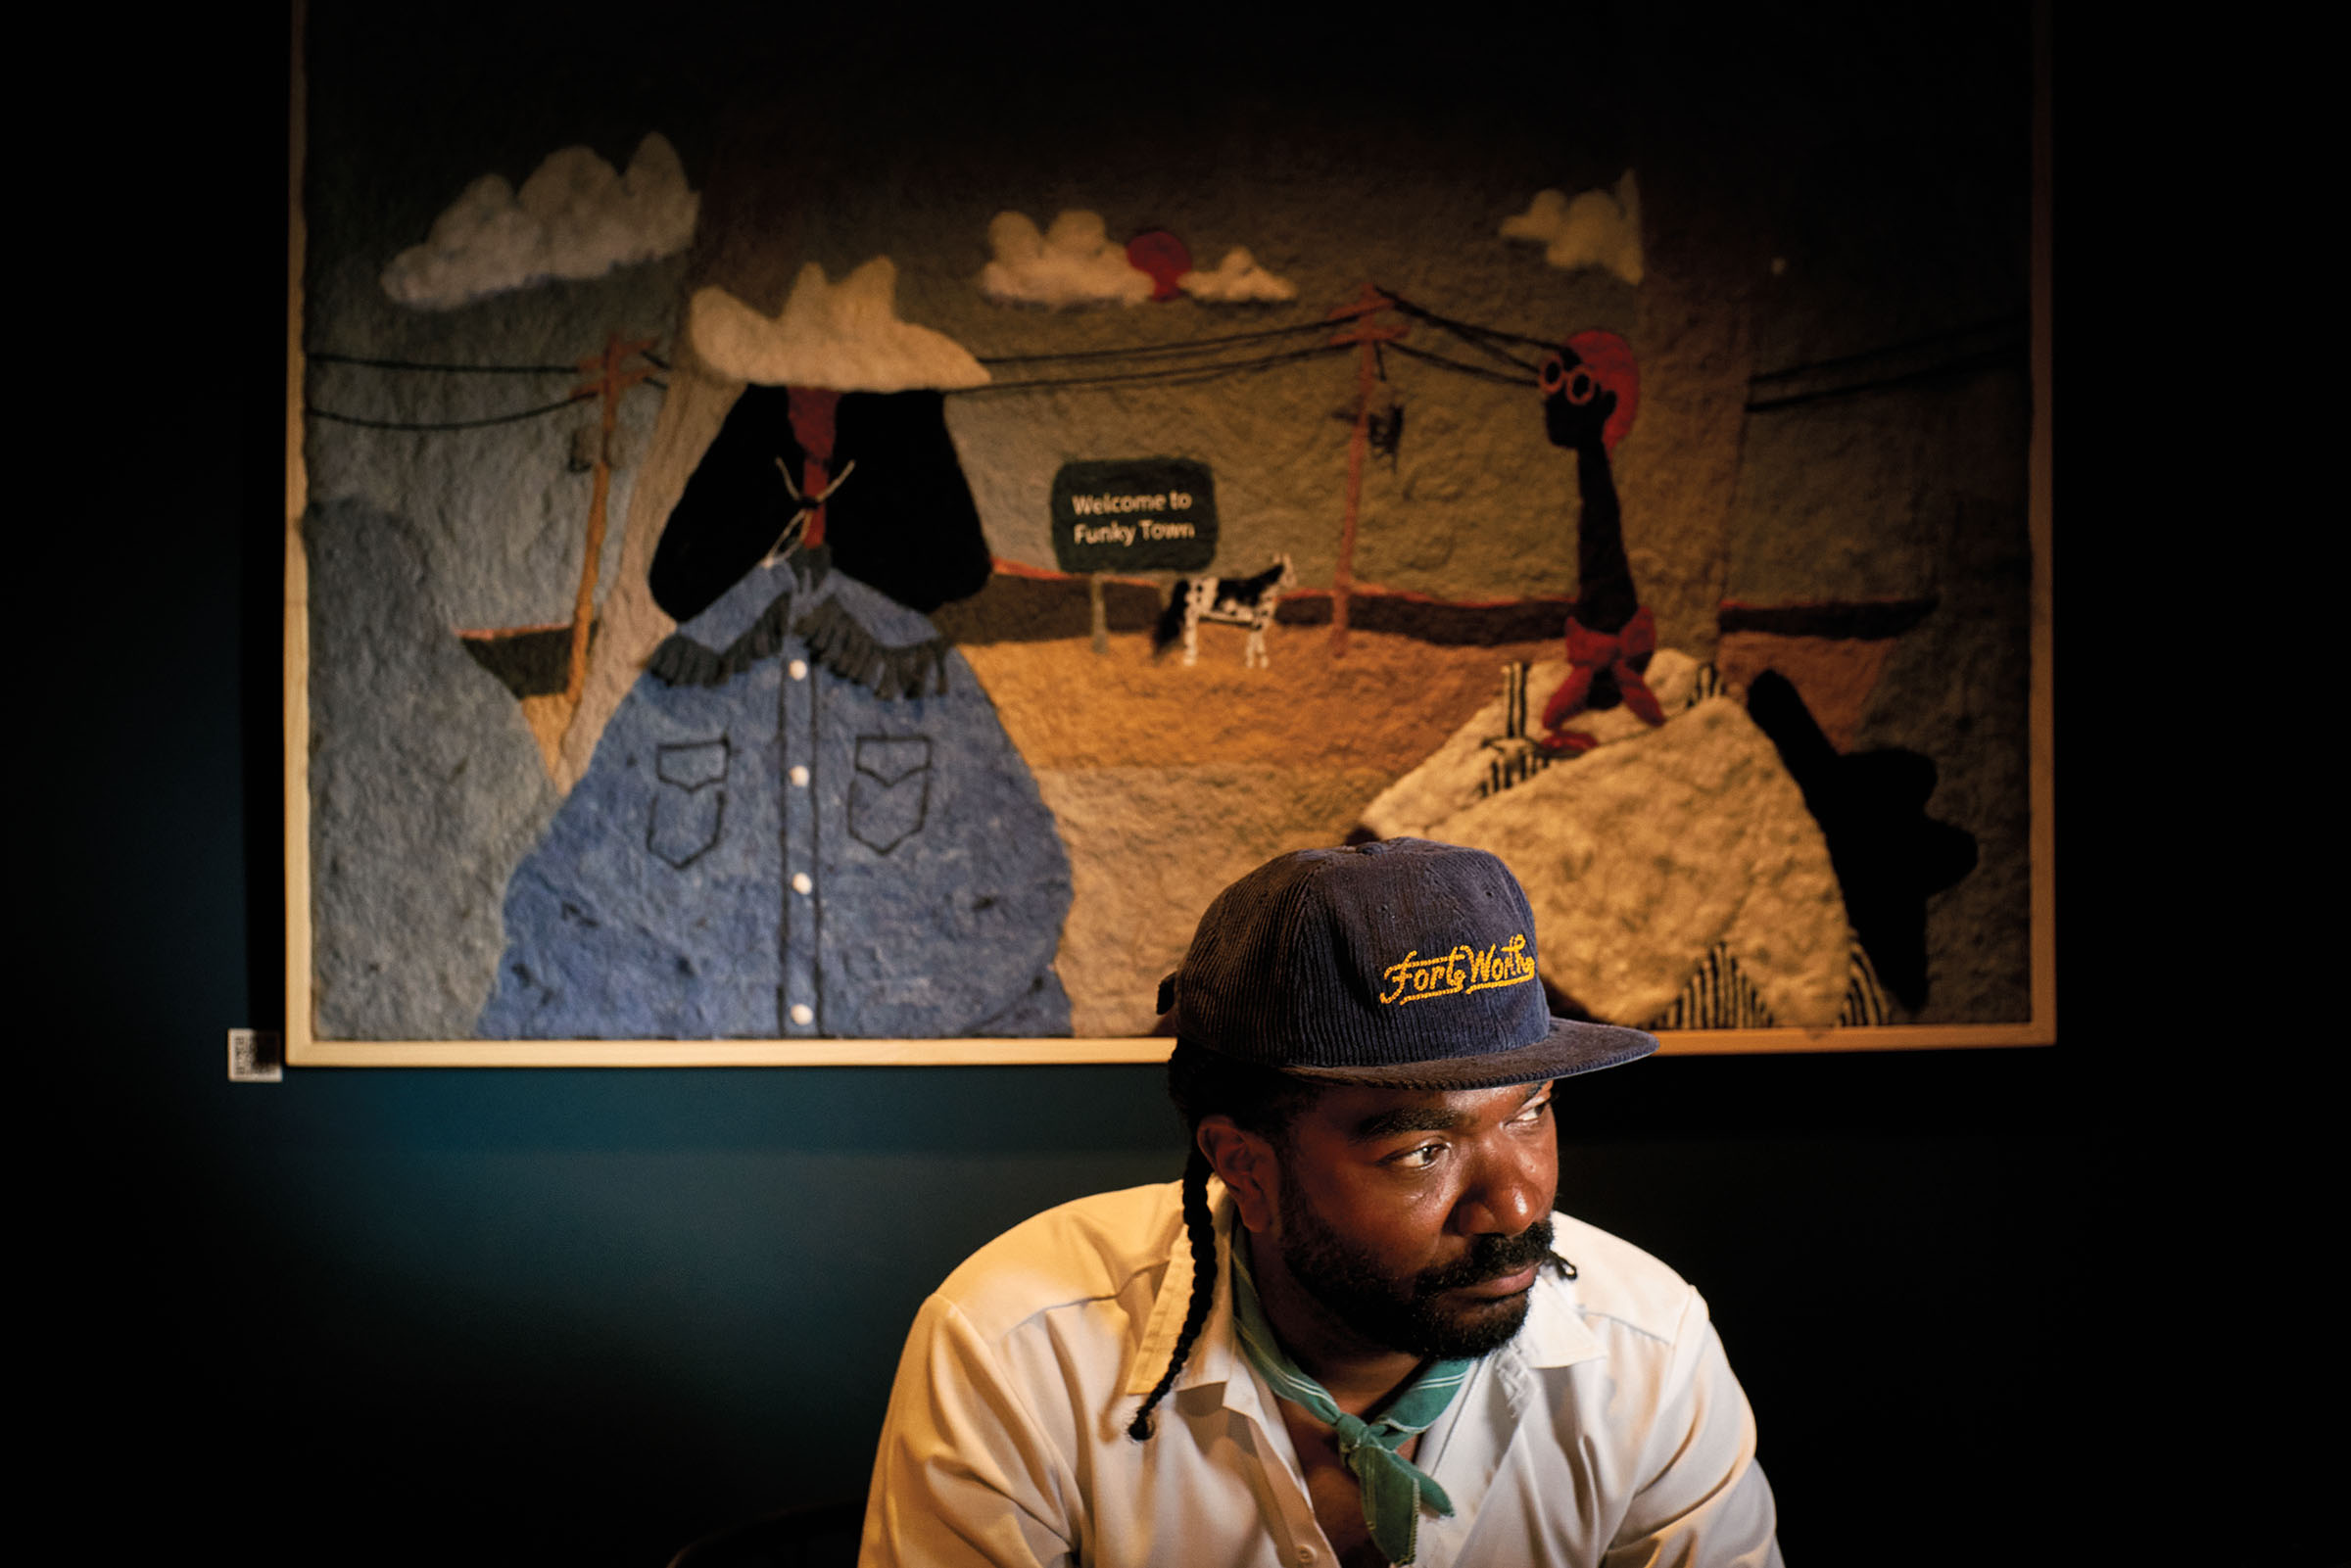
[
  {"left": 779, "top": 634, "right": 821, "bottom": 1036},
  {"left": 1389, "top": 1354, "right": 1498, "bottom": 1568},
  {"left": 1229, "top": 1359, "right": 1340, "bottom": 1568}
]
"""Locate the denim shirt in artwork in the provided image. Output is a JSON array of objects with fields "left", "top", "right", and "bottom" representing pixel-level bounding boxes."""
[{"left": 477, "top": 553, "right": 1073, "bottom": 1039}]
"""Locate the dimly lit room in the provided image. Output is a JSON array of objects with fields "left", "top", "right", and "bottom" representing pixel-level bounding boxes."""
[{"left": 45, "top": 7, "right": 2312, "bottom": 1567}]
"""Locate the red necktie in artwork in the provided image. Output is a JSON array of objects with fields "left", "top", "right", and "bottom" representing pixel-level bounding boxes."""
[
  {"left": 786, "top": 386, "right": 841, "bottom": 548},
  {"left": 1540, "top": 604, "right": 1666, "bottom": 752}
]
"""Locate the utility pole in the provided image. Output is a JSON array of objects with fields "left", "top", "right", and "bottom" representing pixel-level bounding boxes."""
[
  {"left": 1325, "top": 284, "right": 1405, "bottom": 657},
  {"left": 564, "top": 333, "right": 657, "bottom": 709}
]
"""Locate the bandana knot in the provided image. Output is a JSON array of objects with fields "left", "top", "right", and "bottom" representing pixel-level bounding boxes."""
[
  {"left": 1540, "top": 604, "right": 1666, "bottom": 751},
  {"left": 1228, "top": 1245, "right": 1469, "bottom": 1566}
]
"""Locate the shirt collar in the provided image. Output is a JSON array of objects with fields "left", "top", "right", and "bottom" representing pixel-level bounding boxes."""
[
  {"left": 1516, "top": 1258, "right": 1604, "bottom": 1369},
  {"left": 1123, "top": 1180, "right": 1243, "bottom": 1399}
]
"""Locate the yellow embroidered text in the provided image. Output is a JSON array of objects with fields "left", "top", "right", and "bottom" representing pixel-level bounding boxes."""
[{"left": 1378, "top": 935, "right": 1538, "bottom": 1005}]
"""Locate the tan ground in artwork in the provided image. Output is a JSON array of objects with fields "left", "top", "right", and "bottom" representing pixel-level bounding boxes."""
[
  {"left": 961, "top": 624, "right": 1555, "bottom": 1034},
  {"left": 961, "top": 623, "right": 1554, "bottom": 771}
]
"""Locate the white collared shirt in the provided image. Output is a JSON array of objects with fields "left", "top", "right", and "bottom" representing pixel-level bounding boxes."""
[{"left": 859, "top": 1181, "right": 1782, "bottom": 1567}]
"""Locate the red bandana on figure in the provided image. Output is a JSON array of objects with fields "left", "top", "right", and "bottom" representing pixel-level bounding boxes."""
[
  {"left": 1540, "top": 606, "right": 1666, "bottom": 753},
  {"left": 786, "top": 386, "right": 842, "bottom": 548}
]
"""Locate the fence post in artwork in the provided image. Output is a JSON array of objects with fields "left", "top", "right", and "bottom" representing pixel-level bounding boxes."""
[
  {"left": 564, "top": 333, "right": 658, "bottom": 714},
  {"left": 1324, "top": 284, "right": 1406, "bottom": 657}
]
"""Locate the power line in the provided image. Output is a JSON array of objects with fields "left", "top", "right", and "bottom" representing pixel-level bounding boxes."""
[
  {"left": 1383, "top": 295, "right": 1549, "bottom": 368},
  {"left": 1749, "top": 312, "right": 2026, "bottom": 384},
  {"left": 306, "top": 350, "right": 586, "bottom": 375},
  {"left": 973, "top": 316, "right": 1330, "bottom": 365},
  {"left": 1383, "top": 340, "right": 1539, "bottom": 388},
  {"left": 1744, "top": 345, "right": 2022, "bottom": 412},
  {"left": 1388, "top": 296, "right": 2032, "bottom": 398},
  {"left": 302, "top": 304, "right": 2031, "bottom": 421},
  {"left": 304, "top": 392, "right": 596, "bottom": 432},
  {"left": 953, "top": 341, "right": 1348, "bottom": 395}
]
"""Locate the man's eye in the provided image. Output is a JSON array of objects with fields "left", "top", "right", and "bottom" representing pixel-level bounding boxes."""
[
  {"left": 1394, "top": 1142, "right": 1446, "bottom": 1168},
  {"left": 1513, "top": 1098, "right": 1552, "bottom": 1124}
]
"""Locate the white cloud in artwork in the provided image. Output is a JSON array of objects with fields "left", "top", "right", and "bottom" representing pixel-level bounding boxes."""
[
  {"left": 1500, "top": 170, "right": 1644, "bottom": 286},
  {"left": 690, "top": 257, "right": 990, "bottom": 392},
  {"left": 978, "top": 210, "right": 1154, "bottom": 309},
  {"left": 381, "top": 133, "right": 700, "bottom": 309},
  {"left": 1178, "top": 247, "right": 1297, "bottom": 304}
]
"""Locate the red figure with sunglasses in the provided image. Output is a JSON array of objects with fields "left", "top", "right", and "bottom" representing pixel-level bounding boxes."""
[{"left": 1535, "top": 330, "right": 1660, "bottom": 755}]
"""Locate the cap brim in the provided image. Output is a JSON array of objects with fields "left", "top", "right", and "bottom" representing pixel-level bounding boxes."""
[{"left": 1279, "top": 1015, "right": 1657, "bottom": 1091}]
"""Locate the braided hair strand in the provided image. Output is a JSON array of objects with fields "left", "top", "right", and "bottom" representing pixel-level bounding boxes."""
[{"left": 1128, "top": 1042, "right": 1318, "bottom": 1442}]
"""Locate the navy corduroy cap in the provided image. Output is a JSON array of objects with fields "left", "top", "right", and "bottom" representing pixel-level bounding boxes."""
[{"left": 1157, "top": 837, "right": 1656, "bottom": 1089}]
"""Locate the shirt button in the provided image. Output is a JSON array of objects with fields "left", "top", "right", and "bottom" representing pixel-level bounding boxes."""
[
  {"left": 792, "top": 873, "right": 813, "bottom": 895},
  {"left": 1295, "top": 1548, "right": 1316, "bottom": 1565},
  {"left": 789, "top": 765, "right": 809, "bottom": 787},
  {"left": 789, "top": 1003, "right": 814, "bottom": 1026},
  {"left": 789, "top": 659, "right": 808, "bottom": 681}
]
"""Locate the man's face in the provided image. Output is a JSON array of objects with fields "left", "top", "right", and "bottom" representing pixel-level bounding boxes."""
[{"left": 1264, "top": 1080, "right": 1560, "bottom": 1359}]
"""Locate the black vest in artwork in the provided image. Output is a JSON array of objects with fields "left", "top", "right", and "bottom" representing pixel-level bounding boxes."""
[{"left": 651, "top": 385, "right": 994, "bottom": 624}]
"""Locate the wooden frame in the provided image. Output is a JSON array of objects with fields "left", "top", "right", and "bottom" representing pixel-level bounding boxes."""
[{"left": 284, "top": 9, "right": 2052, "bottom": 1067}]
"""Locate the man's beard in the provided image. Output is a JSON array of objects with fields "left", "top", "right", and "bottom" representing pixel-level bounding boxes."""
[{"left": 1272, "top": 1177, "right": 1559, "bottom": 1360}]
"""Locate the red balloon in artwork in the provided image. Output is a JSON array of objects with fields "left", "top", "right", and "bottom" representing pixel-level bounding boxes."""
[{"left": 1126, "top": 230, "right": 1192, "bottom": 302}]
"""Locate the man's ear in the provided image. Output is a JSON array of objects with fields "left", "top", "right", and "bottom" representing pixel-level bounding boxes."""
[{"left": 1197, "top": 1116, "right": 1279, "bottom": 1236}]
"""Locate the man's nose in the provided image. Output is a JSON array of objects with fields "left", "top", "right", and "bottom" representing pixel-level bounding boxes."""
[{"left": 1454, "top": 1138, "right": 1549, "bottom": 1236}]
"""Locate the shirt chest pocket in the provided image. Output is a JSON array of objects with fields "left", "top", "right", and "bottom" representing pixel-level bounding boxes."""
[
  {"left": 849, "top": 736, "right": 932, "bottom": 855},
  {"left": 648, "top": 737, "right": 729, "bottom": 870}
]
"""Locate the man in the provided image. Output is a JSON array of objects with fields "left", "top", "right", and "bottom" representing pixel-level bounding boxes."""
[{"left": 860, "top": 838, "right": 1783, "bottom": 1566}]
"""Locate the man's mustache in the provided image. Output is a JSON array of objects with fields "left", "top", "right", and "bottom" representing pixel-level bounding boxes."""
[{"left": 1415, "top": 1217, "right": 1558, "bottom": 1295}]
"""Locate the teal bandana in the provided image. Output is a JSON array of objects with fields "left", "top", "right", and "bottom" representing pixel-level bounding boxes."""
[{"left": 1229, "top": 1243, "right": 1470, "bottom": 1566}]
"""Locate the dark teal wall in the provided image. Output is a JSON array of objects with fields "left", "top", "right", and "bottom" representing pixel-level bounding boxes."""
[{"left": 56, "top": 322, "right": 2088, "bottom": 1561}]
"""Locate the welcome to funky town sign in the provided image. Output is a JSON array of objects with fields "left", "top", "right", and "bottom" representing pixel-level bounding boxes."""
[{"left": 1048, "top": 457, "right": 1218, "bottom": 574}]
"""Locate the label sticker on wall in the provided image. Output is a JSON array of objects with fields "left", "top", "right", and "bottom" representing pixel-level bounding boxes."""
[{"left": 227, "top": 1028, "right": 284, "bottom": 1082}]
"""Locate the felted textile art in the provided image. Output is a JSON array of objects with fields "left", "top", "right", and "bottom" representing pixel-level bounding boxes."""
[{"left": 480, "top": 555, "right": 1071, "bottom": 1038}]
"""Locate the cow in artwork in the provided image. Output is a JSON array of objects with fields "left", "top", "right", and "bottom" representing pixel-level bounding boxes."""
[{"left": 1153, "top": 554, "right": 1296, "bottom": 668}]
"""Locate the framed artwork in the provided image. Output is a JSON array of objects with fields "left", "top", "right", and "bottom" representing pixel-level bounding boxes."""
[{"left": 285, "top": 7, "right": 2051, "bottom": 1066}]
